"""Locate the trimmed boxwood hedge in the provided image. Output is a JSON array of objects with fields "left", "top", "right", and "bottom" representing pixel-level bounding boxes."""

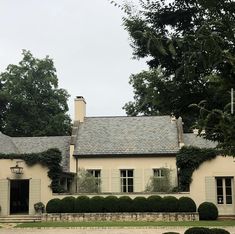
[
  {"left": 46, "top": 195, "right": 199, "bottom": 213},
  {"left": 89, "top": 196, "right": 105, "bottom": 213},
  {"left": 162, "top": 196, "right": 179, "bottom": 212},
  {"left": 118, "top": 196, "right": 133, "bottom": 212},
  {"left": 162, "top": 232, "right": 180, "bottom": 234},
  {"left": 184, "top": 227, "right": 230, "bottom": 234},
  {"left": 132, "top": 197, "right": 148, "bottom": 212},
  {"left": 198, "top": 202, "right": 218, "bottom": 220},
  {"left": 184, "top": 227, "right": 212, "bottom": 234},
  {"left": 178, "top": 197, "right": 196, "bottom": 212},
  {"left": 61, "top": 196, "right": 76, "bottom": 213},
  {"left": 46, "top": 198, "right": 62, "bottom": 213},
  {"left": 210, "top": 228, "right": 230, "bottom": 234},
  {"left": 103, "top": 196, "right": 119, "bottom": 212},
  {"left": 147, "top": 195, "right": 162, "bottom": 212},
  {"left": 75, "top": 196, "right": 90, "bottom": 213}
]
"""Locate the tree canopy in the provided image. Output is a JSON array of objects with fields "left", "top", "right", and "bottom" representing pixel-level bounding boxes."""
[
  {"left": 120, "top": 0, "right": 235, "bottom": 153},
  {"left": 0, "top": 50, "right": 71, "bottom": 137}
]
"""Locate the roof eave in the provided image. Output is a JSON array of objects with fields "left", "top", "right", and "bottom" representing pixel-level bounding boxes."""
[{"left": 73, "top": 152, "right": 178, "bottom": 158}]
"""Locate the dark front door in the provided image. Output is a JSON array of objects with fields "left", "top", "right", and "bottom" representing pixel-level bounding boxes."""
[{"left": 10, "top": 180, "right": 29, "bottom": 214}]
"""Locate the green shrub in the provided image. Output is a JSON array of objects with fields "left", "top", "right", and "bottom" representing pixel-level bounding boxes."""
[
  {"left": 211, "top": 228, "right": 230, "bottom": 234},
  {"left": 103, "top": 196, "right": 119, "bottom": 212},
  {"left": 198, "top": 202, "right": 218, "bottom": 220},
  {"left": 147, "top": 195, "right": 162, "bottom": 212},
  {"left": 162, "top": 196, "right": 179, "bottom": 212},
  {"left": 34, "top": 202, "right": 45, "bottom": 213},
  {"left": 118, "top": 196, "right": 133, "bottom": 212},
  {"left": 184, "top": 227, "right": 212, "bottom": 234},
  {"left": 60, "top": 196, "right": 76, "bottom": 213},
  {"left": 75, "top": 196, "right": 90, "bottom": 213},
  {"left": 185, "top": 227, "right": 230, "bottom": 234},
  {"left": 46, "top": 198, "right": 62, "bottom": 213},
  {"left": 178, "top": 197, "right": 196, "bottom": 212},
  {"left": 132, "top": 197, "right": 148, "bottom": 212},
  {"left": 162, "top": 232, "right": 180, "bottom": 234},
  {"left": 146, "top": 168, "right": 172, "bottom": 192},
  {"left": 89, "top": 196, "right": 105, "bottom": 213}
]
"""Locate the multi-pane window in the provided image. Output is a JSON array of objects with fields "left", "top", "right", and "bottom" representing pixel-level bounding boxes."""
[
  {"left": 87, "top": 169, "right": 101, "bottom": 189},
  {"left": 153, "top": 168, "right": 164, "bottom": 178},
  {"left": 120, "top": 169, "right": 134, "bottom": 193},
  {"left": 216, "top": 177, "right": 233, "bottom": 204}
]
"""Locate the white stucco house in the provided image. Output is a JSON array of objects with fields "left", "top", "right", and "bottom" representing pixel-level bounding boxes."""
[{"left": 0, "top": 96, "right": 234, "bottom": 216}]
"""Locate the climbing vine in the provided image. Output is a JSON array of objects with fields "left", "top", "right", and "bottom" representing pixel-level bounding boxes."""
[
  {"left": 176, "top": 146, "right": 218, "bottom": 191},
  {"left": 0, "top": 148, "right": 65, "bottom": 193},
  {"left": 145, "top": 168, "right": 172, "bottom": 192}
]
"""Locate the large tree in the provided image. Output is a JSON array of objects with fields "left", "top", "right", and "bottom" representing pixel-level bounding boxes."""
[
  {"left": 0, "top": 80, "right": 7, "bottom": 130},
  {"left": 118, "top": 0, "right": 235, "bottom": 154},
  {"left": 0, "top": 50, "right": 71, "bottom": 137},
  {"left": 122, "top": 0, "right": 235, "bottom": 132}
]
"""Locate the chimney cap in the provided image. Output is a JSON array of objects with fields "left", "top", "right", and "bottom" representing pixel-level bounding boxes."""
[{"left": 75, "top": 96, "right": 86, "bottom": 103}]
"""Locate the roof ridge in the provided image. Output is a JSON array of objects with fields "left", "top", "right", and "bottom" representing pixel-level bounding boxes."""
[
  {"left": 85, "top": 115, "right": 171, "bottom": 119},
  {"left": 12, "top": 136, "right": 70, "bottom": 139}
]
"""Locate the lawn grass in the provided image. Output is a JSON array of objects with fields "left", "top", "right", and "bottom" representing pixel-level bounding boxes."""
[{"left": 15, "top": 220, "right": 235, "bottom": 228}]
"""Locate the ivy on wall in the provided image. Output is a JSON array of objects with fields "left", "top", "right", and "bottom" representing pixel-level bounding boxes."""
[
  {"left": 0, "top": 148, "right": 64, "bottom": 193},
  {"left": 145, "top": 168, "right": 172, "bottom": 192},
  {"left": 176, "top": 146, "right": 217, "bottom": 191}
]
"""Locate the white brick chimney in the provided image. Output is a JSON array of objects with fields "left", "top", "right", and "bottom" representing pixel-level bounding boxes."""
[{"left": 74, "top": 96, "right": 86, "bottom": 122}]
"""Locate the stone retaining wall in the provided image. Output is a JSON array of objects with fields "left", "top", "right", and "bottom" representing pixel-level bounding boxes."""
[{"left": 42, "top": 212, "right": 199, "bottom": 222}]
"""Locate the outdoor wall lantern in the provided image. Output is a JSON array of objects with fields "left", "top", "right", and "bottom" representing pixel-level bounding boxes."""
[{"left": 10, "top": 161, "right": 24, "bottom": 175}]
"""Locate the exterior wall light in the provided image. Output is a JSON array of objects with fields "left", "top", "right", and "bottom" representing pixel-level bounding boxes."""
[{"left": 10, "top": 161, "right": 24, "bottom": 175}]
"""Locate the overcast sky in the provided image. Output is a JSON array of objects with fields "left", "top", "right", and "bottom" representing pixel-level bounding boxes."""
[{"left": 0, "top": 0, "right": 147, "bottom": 120}]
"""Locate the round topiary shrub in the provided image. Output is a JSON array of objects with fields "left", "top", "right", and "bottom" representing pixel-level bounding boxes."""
[
  {"left": 198, "top": 202, "right": 218, "bottom": 220},
  {"left": 162, "top": 196, "right": 179, "bottom": 212},
  {"left": 60, "top": 196, "right": 76, "bottom": 213},
  {"left": 89, "top": 196, "right": 105, "bottom": 213},
  {"left": 211, "top": 228, "right": 230, "bottom": 234},
  {"left": 184, "top": 227, "right": 212, "bottom": 234},
  {"left": 178, "top": 197, "right": 197, "bottom": 212},
  {"left": 132, "top": 197, "right": 148, "bottom": 212},
  {"left": 147, "top": 195, "right": 162, "bottom": 212},
  {"left": 46, "top": 198, "right": 62, "bottom": 213},
  {"left": 118, "top": 196, "right": 133, "bottom": 212},
  {"left": 75, "top": 196, "right": 90, "bottom": 213},
  {"left": 162, "top": 232, "right": 180, "bottom": 234},
  {"left": 103, "top": 196, "right": 119, "bottom": 212}
]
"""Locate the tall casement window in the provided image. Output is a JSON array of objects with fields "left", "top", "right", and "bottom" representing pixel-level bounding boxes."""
[
  {"left": 216, "top": 177, "right": 233, "bottom": 204},
  {"left": 120, "top": 169, "right": 134, "bottom": 193},
  {"left": 87, "top": 169, "right": 101, "bottom": 189}
]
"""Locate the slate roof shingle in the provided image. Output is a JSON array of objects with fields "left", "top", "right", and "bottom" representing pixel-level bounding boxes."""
[
  {"left": 0, "top": 132, "right": 71, "bottom": 172},
  {"left": 74, "top": 116, "right": 179, "bottom": 156},
  {"left": 184, "top": 133, "right": 218, "bottom": 149},
  {"left": 0, "top": 132, "right": 20, "bottom": 154},
  {"left": 12, "top": 136, "right": 71, "bottom": 171}
]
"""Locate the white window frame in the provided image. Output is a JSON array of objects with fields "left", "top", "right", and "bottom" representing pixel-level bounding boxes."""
[
  {"left": 120, "top": 169, "right": 134, "bottom": 193},
  {"left": 153, "top": 168, "right": 164, "bottom": 178},
  {"left": 216, "top": 177, "right": 233, "bottom": 205},
  {"left": 87, "top": 169, "right": 101, "bottom": 189}
]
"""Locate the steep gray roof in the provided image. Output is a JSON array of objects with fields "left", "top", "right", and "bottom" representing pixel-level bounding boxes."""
[
  {"left": 0, "top": 132, "right": 20, "bottom": 154},
  {"left": 74, "top": 116, "right": 179, "bottom": 156},
  {"left": 184, "top": 133, "right": 217, "bottom": 148},
  {"left": 12, "top": 136, "right": 71, "bottom": 171}
]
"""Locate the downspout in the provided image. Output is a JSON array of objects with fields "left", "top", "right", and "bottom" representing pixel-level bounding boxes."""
[{"left": 176, "top": 117, "right": 184, "bottom": 190}]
